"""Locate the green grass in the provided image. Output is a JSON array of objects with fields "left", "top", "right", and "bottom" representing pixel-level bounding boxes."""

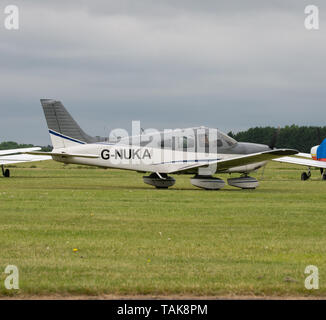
[{"left": 0, "top": 160, "right": 326, "bottom": 297}]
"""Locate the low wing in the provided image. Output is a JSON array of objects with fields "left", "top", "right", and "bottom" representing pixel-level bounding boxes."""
[
  {"left": 27, "top": 151, "right": 99, "bottom": 159},
  {"left": 273, "top": 156, "right": 326, "bottom": 169},
  {"left": 0, "top": 147, "right": 41, "bottom": 156},
  {"left": 0, "top": 154, "right": 52, "bottom": 165},
  {"left": 167, "top": 149, "right": 298, "bottom": 173}
]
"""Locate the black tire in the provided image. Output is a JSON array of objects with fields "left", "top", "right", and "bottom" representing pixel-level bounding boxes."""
[
  {"left": 4, "top": 169, "right": 10, "bottom": 178},
  {"left": 322, "top": 174, "right": 326, "bottom": 181},
  {"left": 301, "top": 172, "right": 309, "bottom": 181}
]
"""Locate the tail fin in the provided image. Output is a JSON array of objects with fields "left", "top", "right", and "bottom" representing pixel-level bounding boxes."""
[{"left": 40, "top": 99, "right": 96, "bottom": 149}]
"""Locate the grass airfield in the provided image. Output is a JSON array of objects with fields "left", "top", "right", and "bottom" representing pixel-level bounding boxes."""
[{"left": 0, "top": 160, "right": 326, "bottom": 298}]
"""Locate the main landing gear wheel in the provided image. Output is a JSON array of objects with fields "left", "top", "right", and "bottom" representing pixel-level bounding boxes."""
[
  {"left": 301, "top": 172, "right": 311, "bottom": 181},
  {"left": 1, "top": 166, "right": 10, "bottom": 178},
  {"left": 227, "top": 175, "right": 259, "bottom": 189},
  {"left": 190, "top": 175, "right": 225, "bottom": 190},
  {"left": 320, "top": 169, "right": 326, "bottom": 180}
]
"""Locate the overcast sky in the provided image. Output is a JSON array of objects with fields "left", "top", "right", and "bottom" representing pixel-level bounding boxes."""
[{"left": 0, "top": 0, "right": 325, "bottom": 145}]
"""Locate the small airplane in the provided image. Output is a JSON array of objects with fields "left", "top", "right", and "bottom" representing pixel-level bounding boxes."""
[
  {"left": 274, "top": 138, "right": 326, "bottom": 181},
  {"left": 27, "top": 99, "right": 298, "bottom": 190},
  {"left": 0, "top": 147, "right": 51, "bottom": 178}
]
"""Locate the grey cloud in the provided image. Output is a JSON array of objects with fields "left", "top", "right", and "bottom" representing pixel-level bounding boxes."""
[{"left": 0, "top": 1, "right": 325, "bottom": 144}]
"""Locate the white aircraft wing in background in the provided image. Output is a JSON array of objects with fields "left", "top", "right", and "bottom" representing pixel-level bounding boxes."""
[
  {"left": 273, "top": 156, "right": 326, "bottom": 169},
  {"left": 0, "top": 147, "right": 52, "bottom": 165},
  {"left": 0, "top": 147, "right": 41, "bottom": 156},
  {"left": 0, "top": 154, "right": 52, "bottom": 165}
]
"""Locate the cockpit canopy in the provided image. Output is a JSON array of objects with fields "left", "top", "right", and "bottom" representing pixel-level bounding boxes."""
[{"left": 115, "top": 127, "right": 237, "bottom": 153}]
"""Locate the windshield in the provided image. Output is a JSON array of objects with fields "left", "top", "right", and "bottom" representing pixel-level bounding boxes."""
[{"left": 115, "top": 127, "right": 237, "bottom": 153}]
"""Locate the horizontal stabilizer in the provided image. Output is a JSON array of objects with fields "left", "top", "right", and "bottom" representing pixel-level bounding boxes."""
[{"left": 27, "top": 151, "right": 99, "bottom": 159}]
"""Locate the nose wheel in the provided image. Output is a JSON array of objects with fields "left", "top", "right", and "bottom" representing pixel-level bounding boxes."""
[
  {"left": 1, "top": 165, "right": 10, "bottom": 178},
  {"left": 301, "top": 168, "right": 326, "bottom": 181},
  {"left": 143, "top": 173, "right": 176, "bottom": 189}
]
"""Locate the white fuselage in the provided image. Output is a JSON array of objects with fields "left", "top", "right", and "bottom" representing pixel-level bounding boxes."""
[{"left": 52, "top": 143, "right": 267, "bottom": 174}]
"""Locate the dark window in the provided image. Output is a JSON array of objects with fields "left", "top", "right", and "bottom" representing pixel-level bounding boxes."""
[{"left": 216, "top": 139, "right": 223, "bottom": 147}]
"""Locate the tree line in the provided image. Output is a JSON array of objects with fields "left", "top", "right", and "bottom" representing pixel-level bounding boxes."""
[
  {"left": 228, "top": 125, "right": 326, "bottom": 153},
  {"left": 0, "top": 141, "right": 52, "bottom": 152}
]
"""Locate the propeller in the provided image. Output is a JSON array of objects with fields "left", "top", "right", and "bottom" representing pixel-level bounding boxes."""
[{"left": 268, "top": 126, "right": 281, "bottom": 150}]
